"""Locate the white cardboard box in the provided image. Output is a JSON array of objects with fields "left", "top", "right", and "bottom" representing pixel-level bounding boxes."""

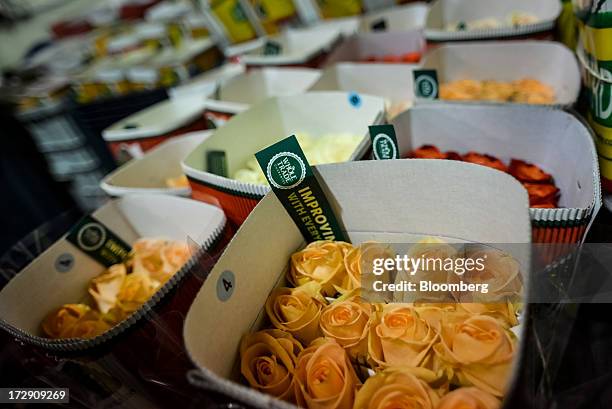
[
  {"left": 183, "top": 159, "right": 531, "bottom": 408},
  {"left": 182, "top": 92, "right": 386, "bottom": 224},
  {"left": 420, "top": 41, "right": 581, "bottom": 108},
  {"left": 360, "top": 2, "right": 429, "bottom": 32},
  {"left": 311, "top": 62, "right": 416, "bottom": 106},
  {"left": 203, "top": 67, "right": 322, "bottom": 120},
  {"left": 0, "top": 194, "right": 226, "bottom": 351},
  {"left": 425, "top": 0, "right": 561, "bottom": 41},
  {"left": 101, "top": 131, "right": 212, "bottom": 197},
  {"left": 240, "top": 26, "right": 342, "bottom": 67},
  {"left": 323, "top": 31, "right": 425, "bottom": 65},
  {"left": 390, "top": 104, "right": 601, "bottom": 243}
]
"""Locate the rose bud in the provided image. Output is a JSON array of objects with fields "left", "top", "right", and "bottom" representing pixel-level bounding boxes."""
[
  {"left": 320, "top": 293, "right": 372, "bottom": 361},
  {"left": 266, "top": 282, "right": 326, "bottom": 345},
  {"left": 508, "top": 159, "right": 552, "bottom": 183},
  {"left": 523, "top": 183, "right": 559, "bottom": 206},
  {"left": 531, "top": 202, "right": 557, "bottom": 208},
  {"left": 445, "top": 151, "right": 462, "bottom": 161},
  {"left": 289, "top": 241, "right": 354, "bottom": 297},
  {"left": 411, "top": 145, "right": 447, "bottom": 160},
  {"left": 294, "top": 338, "right": 361, "bottom": 409},
  {"left": 240, "top": 329, "right": 303, "bottom": 401},
  {"left": 461, "top": 152, "right": 508, "bottom": 173},
  {"left": 368, "top": 304, "right": 438, "bottom": 370},
  {"left": 433, "top": 315, "right": 517, "bottom": 397},
  {"left": 353, "top": 367, "right": 441, "bottom": 409},
  {"left": 437, "top": 387, "right": 501, "bottom": 409}
]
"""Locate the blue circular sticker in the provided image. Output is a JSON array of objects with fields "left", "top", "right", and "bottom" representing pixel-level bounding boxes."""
[
  {"left": 348, "top": 92, "right": 362, "bottom": 108},
  {"left": 55, "top": 253, "right": 75, "bottom": 273},
  {"left": 216, "top": 270, "right": 236, "bottom": 302}
]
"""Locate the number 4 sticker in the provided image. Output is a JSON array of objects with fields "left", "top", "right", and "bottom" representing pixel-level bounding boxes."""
[
  {"left": 216, "top": 270, "right": 235, "bottom": 302},
  {"left": 413, "top": 70, "right": 439, "bottom": 100}
]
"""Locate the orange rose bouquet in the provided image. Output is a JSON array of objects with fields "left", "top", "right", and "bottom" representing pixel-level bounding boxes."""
[
  {"left": 239, "top": 240, "right": 521, "bottom": 409},
  {"left": 41, "top": 238, "right": 191, "bottom": 340}
]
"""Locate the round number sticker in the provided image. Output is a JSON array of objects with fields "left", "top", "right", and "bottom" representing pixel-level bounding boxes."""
[
  {"left": 55, "top": 253, "right": 75, "bottom": 273},
  {"left": 216, "top": 270, "right": 236, "bottom": 302}
]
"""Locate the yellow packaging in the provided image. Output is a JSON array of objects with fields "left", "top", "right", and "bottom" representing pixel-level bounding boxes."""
[
  {"left": 254, "top": 0, "right": 295, "bottom": 21},
  {"left": 317, "top": 0, "right": 362, "bottom": 18},
  {"left": 211, "top": 0, "right": 257, "bottom": 43},
  {"left": 576, "top": 0, "right": 612, "bottom": 190}
]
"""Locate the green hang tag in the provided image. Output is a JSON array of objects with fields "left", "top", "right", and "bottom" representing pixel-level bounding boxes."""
[
  {"left": 66, "top": 215, "right": 132, "bottom": 267},
  {"left": 255, "top": 135, "right": 348, "bottom": 243},
  {"left": 370, "top": 18, "right": 387, "bottom": 31},
  {"left": 207, "top": 150, "right": 228, "bottom": 177},
  {"left": 369, "top": 124, "right": 399, "bottom": 160},
  {"left": 413, "top": 69, "right": 439, "bottom": 99},
  {"left": 264, "top": 41, "right": 282, "bottom": 56}
]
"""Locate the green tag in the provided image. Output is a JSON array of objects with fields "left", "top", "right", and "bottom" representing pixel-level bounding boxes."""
[
  {"left": 370, "top": 19, "right": 387, "bottom": 31},
  {"left": 207, "top": 150, "right": 228, "bottom": 177},
  {"left": 264, "top": 41, "right": 282, "bottom": 56},
  {"left": 66, "top": 215, "right": 131, "bottom": 267},
  {"left": 369, "top": 124, "right": 399, "bottom": 160},
  {"left": 255, "top": 135, "right": 347, "bottom": 243},
  {"left": 413, "top": 70, "right": 439, "bottom": 99}
]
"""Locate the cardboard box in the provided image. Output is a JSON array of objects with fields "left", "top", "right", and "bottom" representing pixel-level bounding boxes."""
[
  {"left": 310, "top": 62, "right": 416, "bottom": 117},
  {"left": 169, "top": 63, "right": 246, "bottom": 100},
  {"left": 310, "top": 16, "right": 360, "bottom": 37},
  {"left": 390, "top": 104, "right": 601, "bottom": 244},
  {"left": 360, "top": 2, "right": 429, "bottom": 32},
  {"left": 183, "top": 159, "right": 531, "bottom": 408},
  {"left": 102, "top": 96, "right": 208, "bottom": 160},
  {"left": 182, "top": 92, "right": 386, "bottom": 225},
  {"left": 239, "top": 26, "right": 342, "bottom": 68},
  {"left": 203, "top": 67, "right": 322, "bottom": 127},
  {"left": 425, "top": 0, "right": 561, "bottom": 41},
  {"left": 323, "top": 31, "right": 425, "bottom": 65},
  {"left": 0, "top": 194, "right": 226, "bottom": 351},
  {"left": 100, "top": 131, "right": 212, "bottom": 197},
  {"left": 420, "top": 41, "right": 581, "bottom": 108}
]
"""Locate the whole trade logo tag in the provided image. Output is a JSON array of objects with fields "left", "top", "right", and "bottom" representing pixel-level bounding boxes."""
[
  {"left": 66, "top": 215, "right": 131, "bottom": 267},
  {"left": 266, "top": 151, "right": 307, "bottom": 189},
  {"left": 264, "top": 41, "right": 283, "bottom": 55},
  {"left": 369, "top": 124, "right": 399, "bottom": 160},
  {"left": 413, "top": 70, "right": 439, "bottom": 99},
  {"left": 255, "top": 135, "right": 348, "bottom": 243}
]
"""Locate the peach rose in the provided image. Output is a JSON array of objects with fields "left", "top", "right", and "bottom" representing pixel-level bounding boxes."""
[
  {"left": 266, "top": 282, "right": 326, "bottom": 345},
  {"left": 413, "top": 303, "right": 466, "bottom": 329},
  {"left": 353, "top": 367, "right": 440, "bottom": 409},
  {"left": 294, "top": 338, "right": 360, "bottom": 409},
  {"left": 64, "top": 318, "right": 111, "bottom": 339},
  {"left": 394, "top": 239, "right": 459, "bottom": 303},
  {"left": 289, "top": 241, "right": 354, "bottom": 296},
  {"left": 132, "top": 238, "right": 189, "bottom": 285},
  {"left": 433, "top": 315, "right": 516, "bottom": 397},
  {"left": 89, "top": 264, "right": 126, "bottom": 314},
  {"left": 369, "top": 304, "right": 438, "bottom": 369},
  {"left": 345, "top": 242, "right": 396, "bottom": 300},
  {"left": 320, "top": 293, "right": 372, "bottom": 361},
  {"left": 455, "top": 248, "right": 522, "bottom": 302},
  {"left": 456, "top": 302, "right": 519, "bottom": 328},
  {"left": 41, "top": 304, "right": 110, "bottom": 339},
  {"left": 117, "top": 272, "right": 158, "bottom": 314},
  {"left": 240, "top": 329, "right": 303, "bottom": 401},
  {"left": 437, "top": 387, "right": 500, "bottom": 409}
]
